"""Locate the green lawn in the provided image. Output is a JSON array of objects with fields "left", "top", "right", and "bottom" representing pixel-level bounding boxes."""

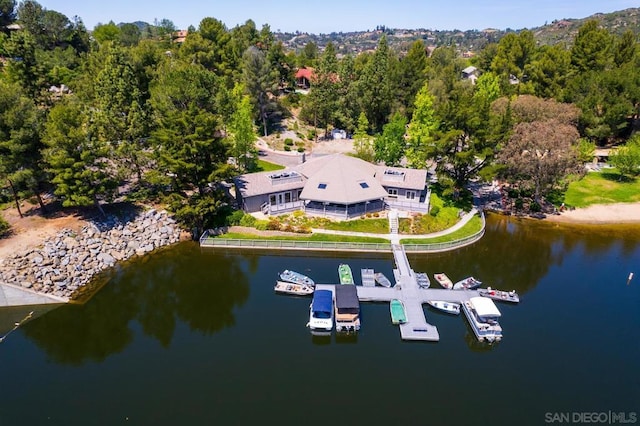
[
  {"left": 214, "top": 232, "right": 388, "bottom": 243},
  {"left": 320, "top": 218, "right": 390, "bottom": 233},
  {"left": 399, "top": 215, "right": 483, "bottom": 244},
  {"left": 255, "top": 159, "right": 285, "bottom": 172},
  {"left": 564, "top": 170, "right": 640, "bottom": 208}
]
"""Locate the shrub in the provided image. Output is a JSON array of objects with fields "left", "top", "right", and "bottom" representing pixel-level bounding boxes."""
[
  {"left": 239, "top": 214, "right": 257, "bottom": 227},
  {"left": 266, "top": 218, "right": 281, "bottom": 231},
  {"left": 529, "top": 201, "right": 541, "bottom": 212},
  {"left": 307, "top": 129, "right": 316, "bottom": 140},
  {"left": 297, "top": 147, "right": 305, "bottom": 153},
  {"left": 227, "top": 210, "right": 245, "bottom": 225},
  {"left": 283, "top": 224, "right": 295, "bottom": 233},
  {"left": 255, "top": 220, "right": 269, "bottom": 230},
  {"left": 284, "top": 146, "right": 291, "bottom": 151},
  {"left": 284, "top": 138, "right": 294, "bottom": 146},
  {"left": 514, "top": 198, "right": 524, "bottom": 210},
  {"left": 429, "top": 205, "right": 440, "bottom": 217},
  {"left": 296, "top": 132, "right": 305, "bottom": 140},
  {"left": 0, "top": 214, "right": 9, "bottom": 236}
]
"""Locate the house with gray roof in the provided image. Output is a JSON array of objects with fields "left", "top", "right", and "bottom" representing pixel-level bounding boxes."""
[{"left": 233, "top": 154, "right": 430, "bottom": 218}]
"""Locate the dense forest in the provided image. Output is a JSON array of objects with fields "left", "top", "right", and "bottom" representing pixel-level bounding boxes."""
[{"left": 0, "top": 0, "right": 639, "bottom": 234}]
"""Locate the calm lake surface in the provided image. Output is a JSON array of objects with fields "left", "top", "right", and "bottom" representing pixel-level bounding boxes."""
[{"left": 1, "top": 214, "right": 639, "bottom": 425}]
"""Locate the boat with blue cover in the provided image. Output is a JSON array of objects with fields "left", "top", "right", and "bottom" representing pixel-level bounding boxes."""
[{"left": 308, "top": 290, "right": 334, "bottom": 335}]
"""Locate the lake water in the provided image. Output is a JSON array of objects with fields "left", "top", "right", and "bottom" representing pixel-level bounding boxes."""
[{"left": 1, "top": 214, "right": 639, "bottom": 425}]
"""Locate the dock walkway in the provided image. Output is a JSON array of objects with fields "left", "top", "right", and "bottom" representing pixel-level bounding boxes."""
[{"left": 318, "top": 244, "right": 485, "bottom": 342}]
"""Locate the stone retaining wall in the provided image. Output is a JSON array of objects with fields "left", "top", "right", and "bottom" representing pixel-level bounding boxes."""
[{"left": 0, "top": 209, "right": 182, "bottom": 300}]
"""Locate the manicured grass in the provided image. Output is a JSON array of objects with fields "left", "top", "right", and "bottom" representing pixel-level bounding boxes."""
[
  {"left": 255, "top": 159, "right": 285, "bottom": 172},
  {"left": 564, "top": 170, "right": 640, "bottom": 208},
  {"left": 320, "top": 218, "right": 390, "bottom": 233},
  {"left": 399, "top": 215, "right": 483, "bottom": 244},
  {"left": 214, "top": 232, "right": 388, "bottom": 243}
]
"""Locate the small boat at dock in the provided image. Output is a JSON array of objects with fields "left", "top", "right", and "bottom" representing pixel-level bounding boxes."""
[
  {"left": 374, "top": 272, "right": 392, "bottom": 288},
  {"left": 279, "top": 270, "right": 314, "bottom": 287},
  {"left": 338, "top": 263, "right": 354, "bottom": 285},
  {"left": 308, "top": 290, "right": 334, "bottom": 335},
  {"left": 416, "top": 272, "right": 430, "bottom": 288},
  {"left": 453, "top": 276, "right": 482, "bottom": 290},
  {"left": 477, "top": 287, "right": 520, "bottom": 303},
  {"left": 335, "top": 285, "right": 361, "bottom": 333},
  {"left": 434, "top": 273, "right": 453, "bottom": 289},
  {"left": 274, "top": 281, "right": 314, "bottom": 296},
  {"left": 426, "top": 300, "right": 460, "bottom": 315},
  {"left": 390, "top": 299, "right": 407, "bottom": 324}
]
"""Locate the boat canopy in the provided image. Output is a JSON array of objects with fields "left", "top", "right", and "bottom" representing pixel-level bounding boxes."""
[
  {"left": 312, "top": 290, "right": 333, "bottom": 313},
  {"left": 470, "top": 297, "right": 501, "bottom": 318},
  {"left": 335, "top": 285, "right": 359, "bottom": 314}
]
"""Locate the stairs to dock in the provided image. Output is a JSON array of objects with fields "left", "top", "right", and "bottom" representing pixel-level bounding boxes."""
[{"left": 388, "top": 210, "right": 399, "bottom": 234}]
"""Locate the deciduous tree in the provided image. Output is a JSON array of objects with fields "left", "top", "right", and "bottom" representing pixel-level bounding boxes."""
[
  {"left": 374, "top": 112, "right": 406, "bottom": 166},
  {"left": 498, "top": 120, "right": 580, "bottom": 201}
]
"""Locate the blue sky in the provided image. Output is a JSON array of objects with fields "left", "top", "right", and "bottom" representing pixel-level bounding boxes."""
[{"left": 39, "top": 0, "right": 639, "bottom": 33}]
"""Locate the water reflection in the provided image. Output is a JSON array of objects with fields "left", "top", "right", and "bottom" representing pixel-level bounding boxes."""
[{"left": 22, "top": 242, "right": 250, "bottom": 364}]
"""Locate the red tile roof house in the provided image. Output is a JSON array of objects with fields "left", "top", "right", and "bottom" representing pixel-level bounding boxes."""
[
  {"left": 233, "top": 154, "right": 430, "bottom": 218},
  {"left": 295, "top": 67, "right": 315, "bottom": 89}
]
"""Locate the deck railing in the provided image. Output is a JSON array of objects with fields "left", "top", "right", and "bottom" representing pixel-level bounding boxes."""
[{"left": 199, "top": 237, "right": 392, "bottom": 252}]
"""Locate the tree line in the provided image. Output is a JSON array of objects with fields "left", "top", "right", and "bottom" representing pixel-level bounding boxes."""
[{"left": 0, "top": 0, "right": 639, "bottom": 234}]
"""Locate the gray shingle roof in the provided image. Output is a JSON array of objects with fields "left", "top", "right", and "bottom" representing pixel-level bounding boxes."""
[
  {"left": 375, "top": 165, "right": 427, "bottom": 190},
  {"left": 234, "top": 170, "right": 305, "bottom": 198},
  {"left": 234, "top": 153, "right": 427, "bottom": 203},
  {"left": 297, "top": 155, "right": 388, "bottom": 204}
]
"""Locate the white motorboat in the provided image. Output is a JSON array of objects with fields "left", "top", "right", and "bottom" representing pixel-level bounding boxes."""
[
  {"left": 374, "top": 272, "right": 392, "bottom": 288},
  {"left": 426, "top": 300, "right": 460, "bottom": 315},
  {"left": 453, "top": 276, "right": 482, "bottom": 290},
  {"left": 477, "top": 287, "right": 520, "bottom": 303},
  {"left": 274, "top": 281, "right": 314, "bottom": 296},
  {"left": 462, "top": 296, "right": 503, "bottom": 342},
  {"left": 434, "top": 273, "right": 454, "bottom": 289},
  {"left": 279, "top": 269, "right": 314, "bottom": 287}
]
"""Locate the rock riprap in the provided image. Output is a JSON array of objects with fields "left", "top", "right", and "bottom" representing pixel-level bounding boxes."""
[{"left": 0, "top": 209, "right": 182, "bottom": 300}]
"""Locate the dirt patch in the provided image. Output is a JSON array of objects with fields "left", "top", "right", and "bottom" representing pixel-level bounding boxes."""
[{"left": 0, "top": 201, "right": 88, "bottom": 261}]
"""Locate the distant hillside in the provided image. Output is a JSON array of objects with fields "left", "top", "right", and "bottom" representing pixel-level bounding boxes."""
[
  {"left": 531, "top": 7, "right": 640, "bottom": 46},
  {"left": 275, "top": 7, "right": 640, "bottom": 56}
]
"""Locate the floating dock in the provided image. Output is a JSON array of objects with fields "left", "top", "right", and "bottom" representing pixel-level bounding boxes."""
[
  {"left": 313, "top": 242, "right": 517, "bottom": 342},
  {"left": 317, "top": 245, "right": 487, "bottom": 342},
  {"left": 360, "top": 269, "right": 375, "bottom": 287}
]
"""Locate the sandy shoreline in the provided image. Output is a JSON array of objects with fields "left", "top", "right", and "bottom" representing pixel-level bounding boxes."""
[{"left": 544, "top": 202, "right": 640, "bottom": 224}]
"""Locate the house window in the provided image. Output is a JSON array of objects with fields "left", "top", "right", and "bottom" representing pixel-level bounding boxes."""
[
  {"left": 269, "top": 195, "right": 276, "bottom": 206},
  {"left": 359, "top": 182, "right": 369, "bottom": 189},
  {"left": 406, "top": 191, "right": 416, "bottom": 200},
  {"left": 388, "top": 188, "right": 398, "bottom": 198},
  {"left": 318, "top": 183, "right": 327, "bottom": 189},
  {"left": 285, "top": 192, "right": 291, "bottom": 203}
]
